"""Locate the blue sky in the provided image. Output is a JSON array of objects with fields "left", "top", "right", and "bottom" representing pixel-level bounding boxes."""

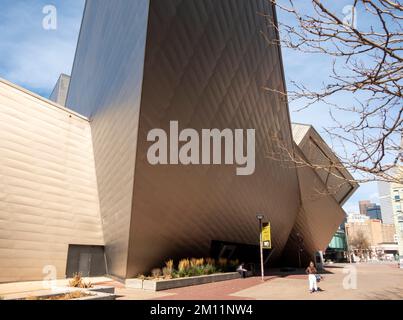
[
  {"left": 277, "top": 0, "right": 382, "bottom": 213},
  {"left": 0, "top": 0, "right": 84, "bottom": 97},
  {"left": 0, "top": 0, "right": 379, "bottom": 214}
]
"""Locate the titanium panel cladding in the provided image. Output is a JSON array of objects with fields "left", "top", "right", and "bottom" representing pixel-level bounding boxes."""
[
  {"left": 126, "top": 0, "right": 301, "bottom": 277},
  {"left": 66, "top": 0, "right": 150, "bottom": 279}
]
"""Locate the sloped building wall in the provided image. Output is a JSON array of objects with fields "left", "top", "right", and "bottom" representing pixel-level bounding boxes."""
[
  {"left": 126, "top": 0, "right": 301, "bottom": 276},
  {"left": 66, "top": 0, "right": 150, "bottom": 279},
  {"left": 67, "top": 0, "right": 301, "bottom": 278},
  {"left": 0, "top": 79, "right": 103, "bottom": 282},
  {"left": 0, "top": 1, "right": 358, "bottom": 282}
]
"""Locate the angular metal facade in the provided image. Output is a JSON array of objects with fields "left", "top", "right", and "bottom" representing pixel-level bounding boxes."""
[
  {"left": 291, "top": 124, "right": 358, "bottom": 206},
  {"left": 126, "top": 0, "right": 301, "bottom": 277},
  {"left": 282, "top": 124, "right": 359, "bottom": 265},
  {"left": 0, "top": 1, "right": 357, "bottom": 282},
  {"left": 67, "top": 0, "right": 301, "bottom": 278},
  {"left": 66, "top": 0, "right": 150, "bottom": 278}
]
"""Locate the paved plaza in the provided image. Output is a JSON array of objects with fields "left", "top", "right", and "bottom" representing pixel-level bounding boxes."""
[
  {"left": 147, "top": 263, "right": 403, "bottom": 300},
  {"left": 0, "top": 263, "right": 402, "bottom": 300}
]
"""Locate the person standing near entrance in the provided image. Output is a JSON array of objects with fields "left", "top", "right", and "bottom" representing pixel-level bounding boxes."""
[
  {"left": 306, "top": 261, "right": 318, "bottom": 293},
  {"left": 237, "top": 263, "right": 248, "bottom": 279}
]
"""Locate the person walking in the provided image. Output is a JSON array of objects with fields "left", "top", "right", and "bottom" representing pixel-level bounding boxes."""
[{"left": 306, "top": 261, "right": 318, "bottom": 293}]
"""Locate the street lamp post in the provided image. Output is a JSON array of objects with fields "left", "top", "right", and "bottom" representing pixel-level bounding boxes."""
[{"left": 256, "top": 214, "right": 265, "bottom": 281}]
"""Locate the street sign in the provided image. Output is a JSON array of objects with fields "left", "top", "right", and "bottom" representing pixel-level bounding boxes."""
[{"left": 262, "top": 222, "right": 271, "bottom": 249}]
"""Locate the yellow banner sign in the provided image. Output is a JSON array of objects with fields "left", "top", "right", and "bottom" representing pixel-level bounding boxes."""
[{"left": 262, "top": 222, "right": 272, "bottom": 249}]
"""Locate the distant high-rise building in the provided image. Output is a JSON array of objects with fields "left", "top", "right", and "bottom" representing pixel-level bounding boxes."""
[
  {"left": 359, "top": 200, "right": 383, "bottom": 221},
  {"left": 366, "top": 204, "right": 382, "bottom": 221},
  {"left": 378, "top": 181, "right": 395, "bottom": 224},
  {"left": 376, "top": 136, "right": 403, "bottom": 266},
  {"left": 359, "top": 200, "right": 371, "bottom": 215},
  {"left": 49, "top": 74, "right": 70, "bottom": 106},
  {"left": 378, "top": 170, "right": 403, "bottom": 264}
]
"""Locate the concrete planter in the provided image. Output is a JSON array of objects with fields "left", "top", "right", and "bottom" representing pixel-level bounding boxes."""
[
  {"left": 125, "top": 278, "right": 144, "bottom": 289},
  {"left": 140, "top": 272, "right": 240, "bottom": 291},
  {"left": 74, "top": 291, "right": 116, "bottom": 300},
  {"left": 88, "top": 286, "right": 115, "bottom": 294}
]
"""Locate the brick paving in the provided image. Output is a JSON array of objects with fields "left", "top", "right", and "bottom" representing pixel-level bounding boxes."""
[
  {"left": 96, "top": 280, "right": 126, "bottom": 289},
  {"left": 154, "top": 277, "right": 278, "bottom": 300},
  {"left": 1, "top": 263, "right": 401, "bottom": 300},
  {"left": 152, "top": 263, "right": 403, "bottom": 300}
]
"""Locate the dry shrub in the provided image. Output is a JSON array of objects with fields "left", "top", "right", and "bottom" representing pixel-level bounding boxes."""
[
  {"left": 190, "top": 258, "right": 197, "bottom": 268},
  {"left": 205, "top": 258, "right": 215, "bottom": 266},
  {"left": 165, "top": 259, "right": 174, "bottom": 273},
  {"left": 151, "top": 268, "right": 162, "bottom": 278},
  {"left": 195, "top": 258, "right": 204, "bottom": 267},
  {"left": 162, "top": 268, "right": 171, "bottom": 279},
  {"left": 178, "top": 259, "right": 190, "bottom": 272},
  {"left": 190, "top": 258, "right": 204, "bottom": 267},
  {"left": 229, "top": 259, "right": 240, "bottom": 268},
  {"left": 69, "top": 273, "right": 93, "bottom": 288},
  {"left": 218, "top": 258, "right": 228, "bottom": 268}
]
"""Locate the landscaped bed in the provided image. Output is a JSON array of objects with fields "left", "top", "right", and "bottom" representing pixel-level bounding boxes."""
[
  {"left": 139, "top": 258, "right": 240, "bottom": 280},
  {"left": 5, "top": 274, "right": 117, "bottom": 300},
  {"left": 126, "top": 258, "right": 242, "bottom": 291}
]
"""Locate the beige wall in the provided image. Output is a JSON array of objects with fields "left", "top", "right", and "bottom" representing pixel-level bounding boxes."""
[
  {"left": 346, "top": 223, "right": 370, "bottom": 243},
  {"left": 382, "top": 224, "right": 396, "bottom": 243},
  {"left": 346, "top": 220, "right": 396, "bottom": 247},
  {"left": 0, "top": 79, "right": 103, "bottom": 283},
  {"left": 370, "top": 220, "right": 383, "bottom": 245}
]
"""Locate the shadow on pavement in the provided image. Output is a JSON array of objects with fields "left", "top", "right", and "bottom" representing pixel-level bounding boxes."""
[
  {"left": 323, "top": 265, "right": 346, "bottom": 269},
  {"left": 265, "top": 267, "right": 336, "bottom": 278},
  {"left": 364, "top": 288, "right": 403, "bottom": 300}
]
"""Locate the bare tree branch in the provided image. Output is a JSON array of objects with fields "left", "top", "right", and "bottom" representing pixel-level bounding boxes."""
[{"left": 264, "top": 0, "right": 403, "bottom": 184}]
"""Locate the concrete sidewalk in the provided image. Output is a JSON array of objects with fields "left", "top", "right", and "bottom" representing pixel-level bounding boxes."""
[
  {"left": 0, "top": 277, "right": 111, "bottom": 298},
  {"left": 232, "top": 263, "right": 403, "bottom": 300},
  {"left": 152, "top": 263, "right": 403, "bottom": 300},
  {"left": 1, "top": 263, "right": 401, "bottom": 300}
]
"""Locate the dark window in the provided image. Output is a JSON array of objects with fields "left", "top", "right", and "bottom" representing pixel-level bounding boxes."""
[{"left": 66, "top": 245, "right": 106, "bottom": 278}]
